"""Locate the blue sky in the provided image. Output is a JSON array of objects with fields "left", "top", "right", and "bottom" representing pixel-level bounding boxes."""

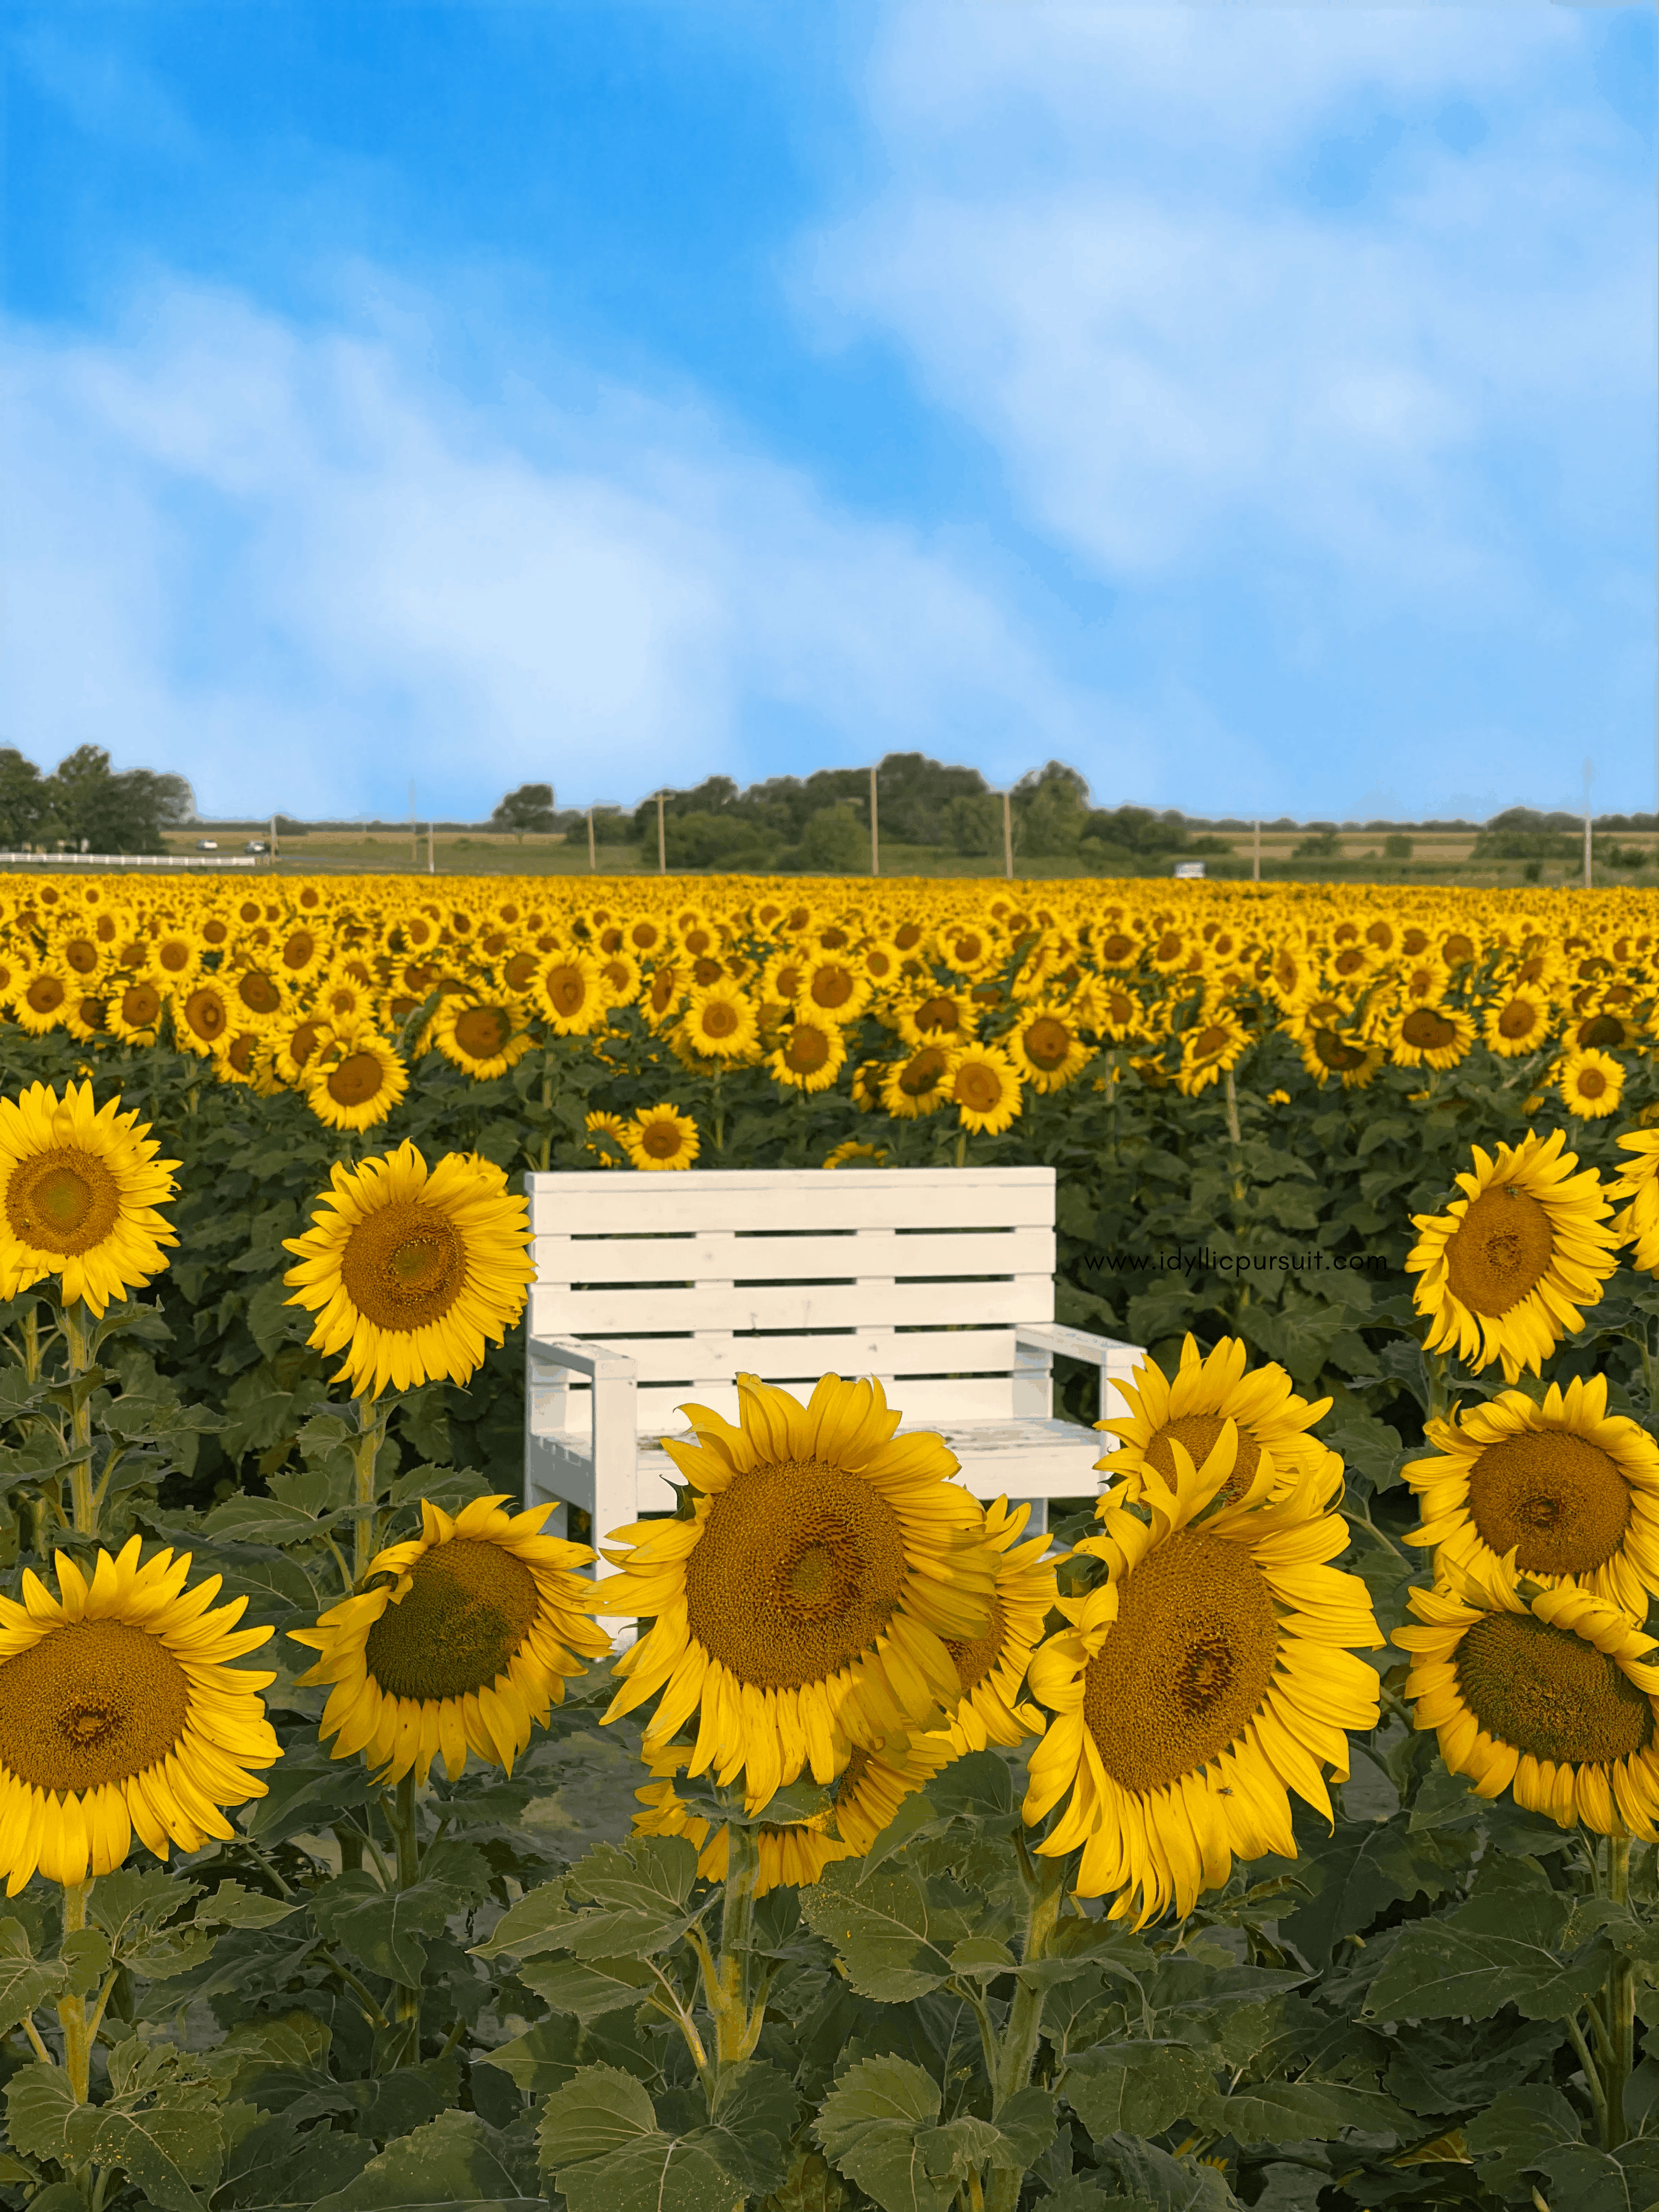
[{"left": 3, "top": 2, "right": 1654, "bottom": 822}]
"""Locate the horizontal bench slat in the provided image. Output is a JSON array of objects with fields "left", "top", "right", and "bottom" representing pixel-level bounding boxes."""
[
  {"left": 529, "top": 1278, "right": 1053, "bottom": 1337},
  {"left": 533, "top": 1326, "right": 1022, "bottom": 1387},
  {"left": 528, "top": 1169, "right": 1056, "bottom": 1236},
  {"left": 531, "top": 1226, "right": 1056, "bottom": 1285}
]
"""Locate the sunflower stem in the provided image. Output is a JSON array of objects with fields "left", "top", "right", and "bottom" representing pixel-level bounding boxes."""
[
  {"left": 1224, "top": 1066, "right": 1242, "bottom": 1147},
  {"left": 63, "top": 1302, "right": 97, "bottom": 1538},
  {"left": 709, "top": 1819, "right": 760, "bottom": 2073},
  {"left": 352, "top": 1397, "right": 388, "bottom": 1584},
  {"left": 389, "top": 1771, "right": 424, "bottom": 2046},
  {"left": 1567, "top": 2011, "right": 1610, "bottom": 2147},
  {"left": 57, "top": 1877, "right": 94, "bottom": 2106},
  {"left": 1604, "top": 1834, "right": 1634, "bottom": 2148},
  {"left": 21, "top": 1301, "right": 41, "bottom": 1385}
]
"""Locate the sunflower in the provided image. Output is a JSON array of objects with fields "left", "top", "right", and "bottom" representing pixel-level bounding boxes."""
[
  {"left": 0, "top": 1081, "right": 178, "bottom": 1316},
  {"left": 622, "top": 1104, "right": 701, "bottom": 1171},
  {"left": 314, "top": 969, "right": 378, "bottom": 1032},
  {"left": 1024, "top": 1449, "right": 1382, "bottom": 1924},
  {"left": 895, "top": 992, "right": 978, "bottom": 1049},
  {"left": 631, "top": 1743, "right": 849, "bottom": 1895},
  {"left": 150, "top": 933, "right": 199, "bottom": 988},
  {"left": 1006, "top": 1005, "right": 1094, "bottom": 1094},
  {"left": 271, "top": 1014, "right": 331, "bottom": 1088},
  {"left": 291, "top": 1496, "right": 607, "bottom": 1785},
  {"left": 769, "top": 1015, "right": 848, "bottom": 1094},
  {"left": 1406, "top": 1128, "right": 1620, "bottom": 1383},
  {"left": 950, "top": 1043, "right": 1023, "bottom": 1135},
  {"left": 226, "top": 963, "right": 287, "bottom": 1028},
  {"left": 106, "top": 978, "right": 166, "bottom": 1046},
  {"left": 1609, "top": 1130, "right": 1659, "bottom": 1273},
  {"left": 1559, "top": 1048, "right": 1624, "bottom": 1121},
  {"left": 283, "top": 1141, "right": 535, "bottom": 1397},
  {"left": 171, "top": 979, "right": 235, "bottom": 1060},
  {"left": 1395, "top": 956, "right": 1451, "bottom": 1008},
  {"left": 0, "top": 1537, "right": 279, "bottom": 1892},
  {"left": 13, "top": 967, "right": 74, "bottom": 1037},
  {"left": 304, "top": 1034, "right": 409, "bottom": 1133},
  {"left": 533, "top": 951, "right": 609, "bottom": 1037},
  {"left": 217, "top": 1030, "right": 269, "bottom": 1087},
  {"left": 933, "top": 1498, "right": 1054, "bottom": 1753},
  {"left": 432, "top": 995, "right": 534, "bottom": 1080},
  {"left": 1175, "top": 1013, "right": 1249, "bottom": 1098},
  {"left": 1389, "top": 1004, "right": 1475, "bottom": 1073},
  {"left": 1395, "top": 1555, "right": 1659, "bottom": 1837},
  {"left": 1483, "top": 985, "right": 1551, "bottom": 1058},
  {"left": 1403, "top": 1374, "right": 1659, "bottom": 1617},
  {"left": 597, "top": 1372, "right": 995, "bottom": 1811},
  {"left": 680, "top": 981, "right": 759, "bottom": 1061},
  {"left": 582, "top": 1110, "right": 629, "bottom": 1167},
  {"left": 1296, "top": 1026, "right": 1383, "bottom": 1090},
  {"left": 823, "top": 1139, "right": 888, "bottom": 1170},
  {"left": 276, "top": 923, "right": 326, "bottom": 982},
  {"left": 1098, "top": 1335, "right": 1335, "bottom": 1506},
  {"left": 798, "top": 958, "right": 873, "bottom": 1024},
  {"left": 881, "top": 1043, "right": 957, "bottom": 1119}
]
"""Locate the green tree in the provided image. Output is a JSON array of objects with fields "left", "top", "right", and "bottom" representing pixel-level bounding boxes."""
[
  {"left": 43, "top": 746, "right": 191, "bottom": 854},
  {"left": 490, "top": 782, "right": 556, "bottom": 840},
  {"left": 1012, "top": 761, "right": 1089, "bottom": 856},
  {"left": 0, "top": 749, "right": 48, "bottom": 849},
  {"left": 797, "top": 803, "right": 867, "bottom": 873}
]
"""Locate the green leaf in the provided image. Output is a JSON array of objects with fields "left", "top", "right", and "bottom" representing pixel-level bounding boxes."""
[
  {"left": 476, "top": 2016, "right": 586, "bottom": 2096},
  {"left": 64, "top": 2101, "right": 225, "bottom": 2212},
  {"left": 814, "top": 2054, "right": 959, "bottom": 2212},
  {"left": 517, "top": 1951, "right": 656, "bottom": 2022},
  {"left": 241, "top": 1735, "right": 374, "bottom": 1843},
  {"left": 1535, "top": 2137, "right": 1659, "bottom": 2212},
  {"left": 60, "top": 1925, "right": 112, "bottom": 1999},
  {"left": 1061, "top": 2044, "right": 1214, "bottom": 2141},
  {"left": 216, "top": 2113, "right": 376, "bottom": 2210},
  {"left": 90, "top": 1866, "right": 202, "bottom": 1955},
  {"left": 538, "top": 2064, "right": 658, "bottom": 2161},
  {"left": 312, "top": 2109, "right": 545, "bottom": 2211},
  {"left": 204, "top": 1495, "right": 348, "bottom": 1544},
  {"left": 1279, "top": 1820, "right": 1458, "bottom": 1966},
  {"left": 195, "top": 1881, "right": 302, "bottom": 1930},
  {"left": 1364, "top": 1884, "right": 1609, "bottom": 2024},
  {"left": 0, "top": 1916, "right": 66, "bottom": 2032},
  {"left": 1081, "top": 2135, "right": 1238, "bottom": 2212},
  {"left": 1464, "top": 2086, "right": 1583, "bottom": 2194},
  {"left": 565, "top": 1835, "right": 703, "bottom": 1957},
  {"left": 1207, "top": 2077, "right": 1384, "bottom": 2147},
  {"left": 312, "top": 1869, "right": 471, "bottom": 1986},
  {"left": 4, "top": 2064, "right": 77, "bottom": 2164},
  {"left": 537, "top": 2066, "right": 738, "bottom": 2212},
  {"left": 471, "top": 1877, "right": 572, "bottom": 1961},
  {"left": 800, "top": 1860, "right": 971, "bottom": 2001}
]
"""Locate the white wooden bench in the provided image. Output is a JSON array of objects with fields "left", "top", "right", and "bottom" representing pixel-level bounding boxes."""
[{"left": 522, "top": 1166, "right": 1143, "bottom": 1554}]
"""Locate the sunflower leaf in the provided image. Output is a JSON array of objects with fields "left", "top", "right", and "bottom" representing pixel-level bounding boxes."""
[
  {"left": 4, "top": 2066, "right": 79, "bottom": 2165},
  {"left": 0, "top": 1917, "right": 67, "bottom": 2032},
  {"left": 471, "top": 1877, "right": 574, "bottom": 1961},
  {"left": 311, "top": 2108, "right": 545, "bottom": 2211},
  {"left": 516, "top": 1951, "right": 656, "bottom": 2022},
  {"left": 800, "top": 1860, "right": 974, "bottom": 2001},
  {"left": 1364, "top": 1882, "right": 1612, "bottom": 2025},
  {"left": 1062, "top": 2044, "right": 1216, "bottom": 2142},
  {"left": 814, "top": 2055, "right": 952, "bottom": 2212}
]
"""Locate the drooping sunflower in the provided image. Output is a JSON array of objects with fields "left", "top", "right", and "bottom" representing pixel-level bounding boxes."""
[
  {"left": 598, "top": 1372, "right": 996, "bottom": 1812},
  {"left": 1024, "top": 1450, "right": 1382, "bottom": 1924},
  {"left": 881, "top": 1043, "right": 957, "bottom": 1119},
  {"left": 933, "top": 1497, "right": 1054, "bottom": 1753},
  {"left": 1406, "top": 1128, "right": 1620, "bottom": 1382},
  {"left": 1296, "top": 1025, "right": 1383, "bottom": 1090},
  {"left": 271, "top": 1014, "right": 331, "bottom": 1088},
  {"left": 769, "top": 1015, "right": 847, "bottom": 1094},
  {"left": 1098, "top": 1335, "right": 1336, "bottom": 1506},
  {"left": 0, "top": 1537, "right": 279, "bottom": 1893},
  {"left": 631, "top": 1742, "right": 849, "bottom": 1894},
  {"left": 283, "top": 1140, "right": 535, "bottom": 1397},
  {"left": 432, "top": 995, "right": 534, "bottom": 1081},
  {"left": 1558, "top": 1048, "right": 1624, "bottom": 1121},
  {"left": 0, "top": 1081, "right": 178, "bottom": 1317},
  {"left": 1396, "top": 1554, "right": 1659, "bottom": 1837},
  {"left": 291, "top": 1496, "right": 608, "bottom": 1785},
  {"left": 304, "top": 1034, "right": 409, "bottom": 1133},
  {"left": 950, "top": 1043, "right": 1023, "bottom": 1135},
  {"left": 1403, "top": 1374, "right": 1659, "bottom": 1617},
  {"left": 1609, "top": 1129, "right": 1659, "bottom": 1273},
  {"left": 1389, "top": 1003, "right": 1475, "bottom": 1073},
  {"left": 622, "top": 1103, "right": 701, "bottom": 1171},
  {"left": 823, "top": 1139, "right": 888, "bottom": 1170}
]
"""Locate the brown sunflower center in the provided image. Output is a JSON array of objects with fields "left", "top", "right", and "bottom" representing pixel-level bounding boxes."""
[
  {"left": 281, "top": 931, "right": 316, "bottom": 970},
  {"left": 1465, "top": 1431, "right": 1633, "bottom": 1576},
  {"left": 5, "top": 1147, "right": 121, "bottom": 1255},
  {"left": 810, "top": 968, "right": 856, "bottom": 1009},
  {"left": 1580, "top": 1014, "right": 1624, "bottom": 1049},
  {"left": 183, "top": 987, "right": 226, "bottom": 1041},
  {"left": 1024, "top": 1018, "right": 1072, "bottom": 1071},
  {"left": 699, "top": 1000, "right": 741, "bottom": 1039},
  {"left": 0, "top": 1620, "right": 189, "bottom": 1790},
  {"left": 915, "top": 996, "right": 966, "bottom": 1035},
  {"left": 1312, "top": 1030, "right": 1367, "bottom": 1072},
  {"left": 328, "top": 1052, "right": 388, "bottom": 1107},
  {"left": 784, "top": 1026, "right": 831, "bottom": 1074},
  {"left": 640, "top": 1118, "right": 689, "bottom": 1160},
  {"left": 1082, "top": 1532, "right": 1279, "bottom": 1794},
  {"left": 1145, "top": 1415, "right": 1262, "bottom": 1499},
  {"left": 364, "top": 1539, "right": 540, "bottom": 1702},
  {"left": 1454, "top": 1611, "right": 1652, "bottom": 1764},
  {"left": 1403, "top": 1009, "right": 1457, "bottom": 1051},
  {"left": 684, "top": 1459, "right": 909, "bottom": 1690},
  {"left": 340, "top": 1201, "right": 466, "bottom": 1330},
  {"left": 1498, "top": 998, "right": 1541, "bottom": 1040},
  {"left": 899, "top": 1047, "right": 950, "bottom": 1099},
  {"left": 544, "top": 964, "right": 589, "bottom": 1017},
  {"left": 1577, "top": 1068, "right": 1611, "bottom": 1100},
  {"left": 504, "top": 951, "right": 537, "bottom": 989},
  {"left": 26, "top": 977, "right": 65, "bottom": 1014},
  {"left": 121, "top": 983, "right": 162, "bottom": 1027},
  {"left": 955, "top": 1063, "right": 1004, "bottom": 1114},
  {"left": 1444, "top": 1187, "right": 1554, "bottom": 1318},
  {"left": 237, "top": 971, "right": 282, "bottom": 1014},
  {"left": 454, "top": 1006, "right": 511, "bottom": 1059}
]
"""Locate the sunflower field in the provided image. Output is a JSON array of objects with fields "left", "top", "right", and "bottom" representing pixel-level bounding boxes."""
[{"left": 3, "top": 869, "right": 1659, "bottom": 2212}]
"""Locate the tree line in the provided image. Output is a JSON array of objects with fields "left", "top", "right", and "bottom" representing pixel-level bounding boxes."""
[{"left": 0, "top": 748, "right": 194, "bottom": 855}]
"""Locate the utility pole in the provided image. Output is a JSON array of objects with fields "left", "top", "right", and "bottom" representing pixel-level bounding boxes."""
[
  {"left": 868, "top": 765, "right": 880, "bottom": 878},
  {"left": 1252, "top": 820, "right": 1260, "bottom": 882},
  {"left": 410, "top": 781, "right": 417, "bottom": 867},
  {"left": 1583, "top": 757, "right": 1594, "bottom": 890},
  {"left": 1002, "top": 789, "right": 1014, "bottom": 881},
  {"left": 657, "top": 791, "right": 667, "bottom": 874},
  {"left": 428, "top": 821, "right": 436, "bottom": 876},
  {"left": 588, "top": 808, "right": 597, "bottom": 871}
]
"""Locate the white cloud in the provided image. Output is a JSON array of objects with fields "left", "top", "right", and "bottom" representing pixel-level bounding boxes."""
[
  {"left": 794, "top": 4, "right": 1654, "bottom": 811},
  {"left": 1, "top": 278, "right": 1091, "bottom": 816}
]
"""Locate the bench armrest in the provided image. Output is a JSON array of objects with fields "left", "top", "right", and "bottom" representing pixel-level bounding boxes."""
[
  {"left": 1015, "top": 1322, "right": 1141, "bottom": 1368},
  {"left": 528, "top": 1334, "right": 639, "bottom": 1382}
]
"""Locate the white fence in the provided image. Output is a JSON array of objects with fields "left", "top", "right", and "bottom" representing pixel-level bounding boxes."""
[{"left": 0, "top": 854, "right": 261, "bottom": 871}]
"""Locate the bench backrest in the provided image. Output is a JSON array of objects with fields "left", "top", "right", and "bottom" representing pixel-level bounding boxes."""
[{"left": 526, "top": 1166, "right": 1060, "bottom": 1434}]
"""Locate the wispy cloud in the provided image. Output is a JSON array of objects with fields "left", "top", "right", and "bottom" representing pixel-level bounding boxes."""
[{"left": 2, "top": 278, "right": 1089, "bottom": 816}]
